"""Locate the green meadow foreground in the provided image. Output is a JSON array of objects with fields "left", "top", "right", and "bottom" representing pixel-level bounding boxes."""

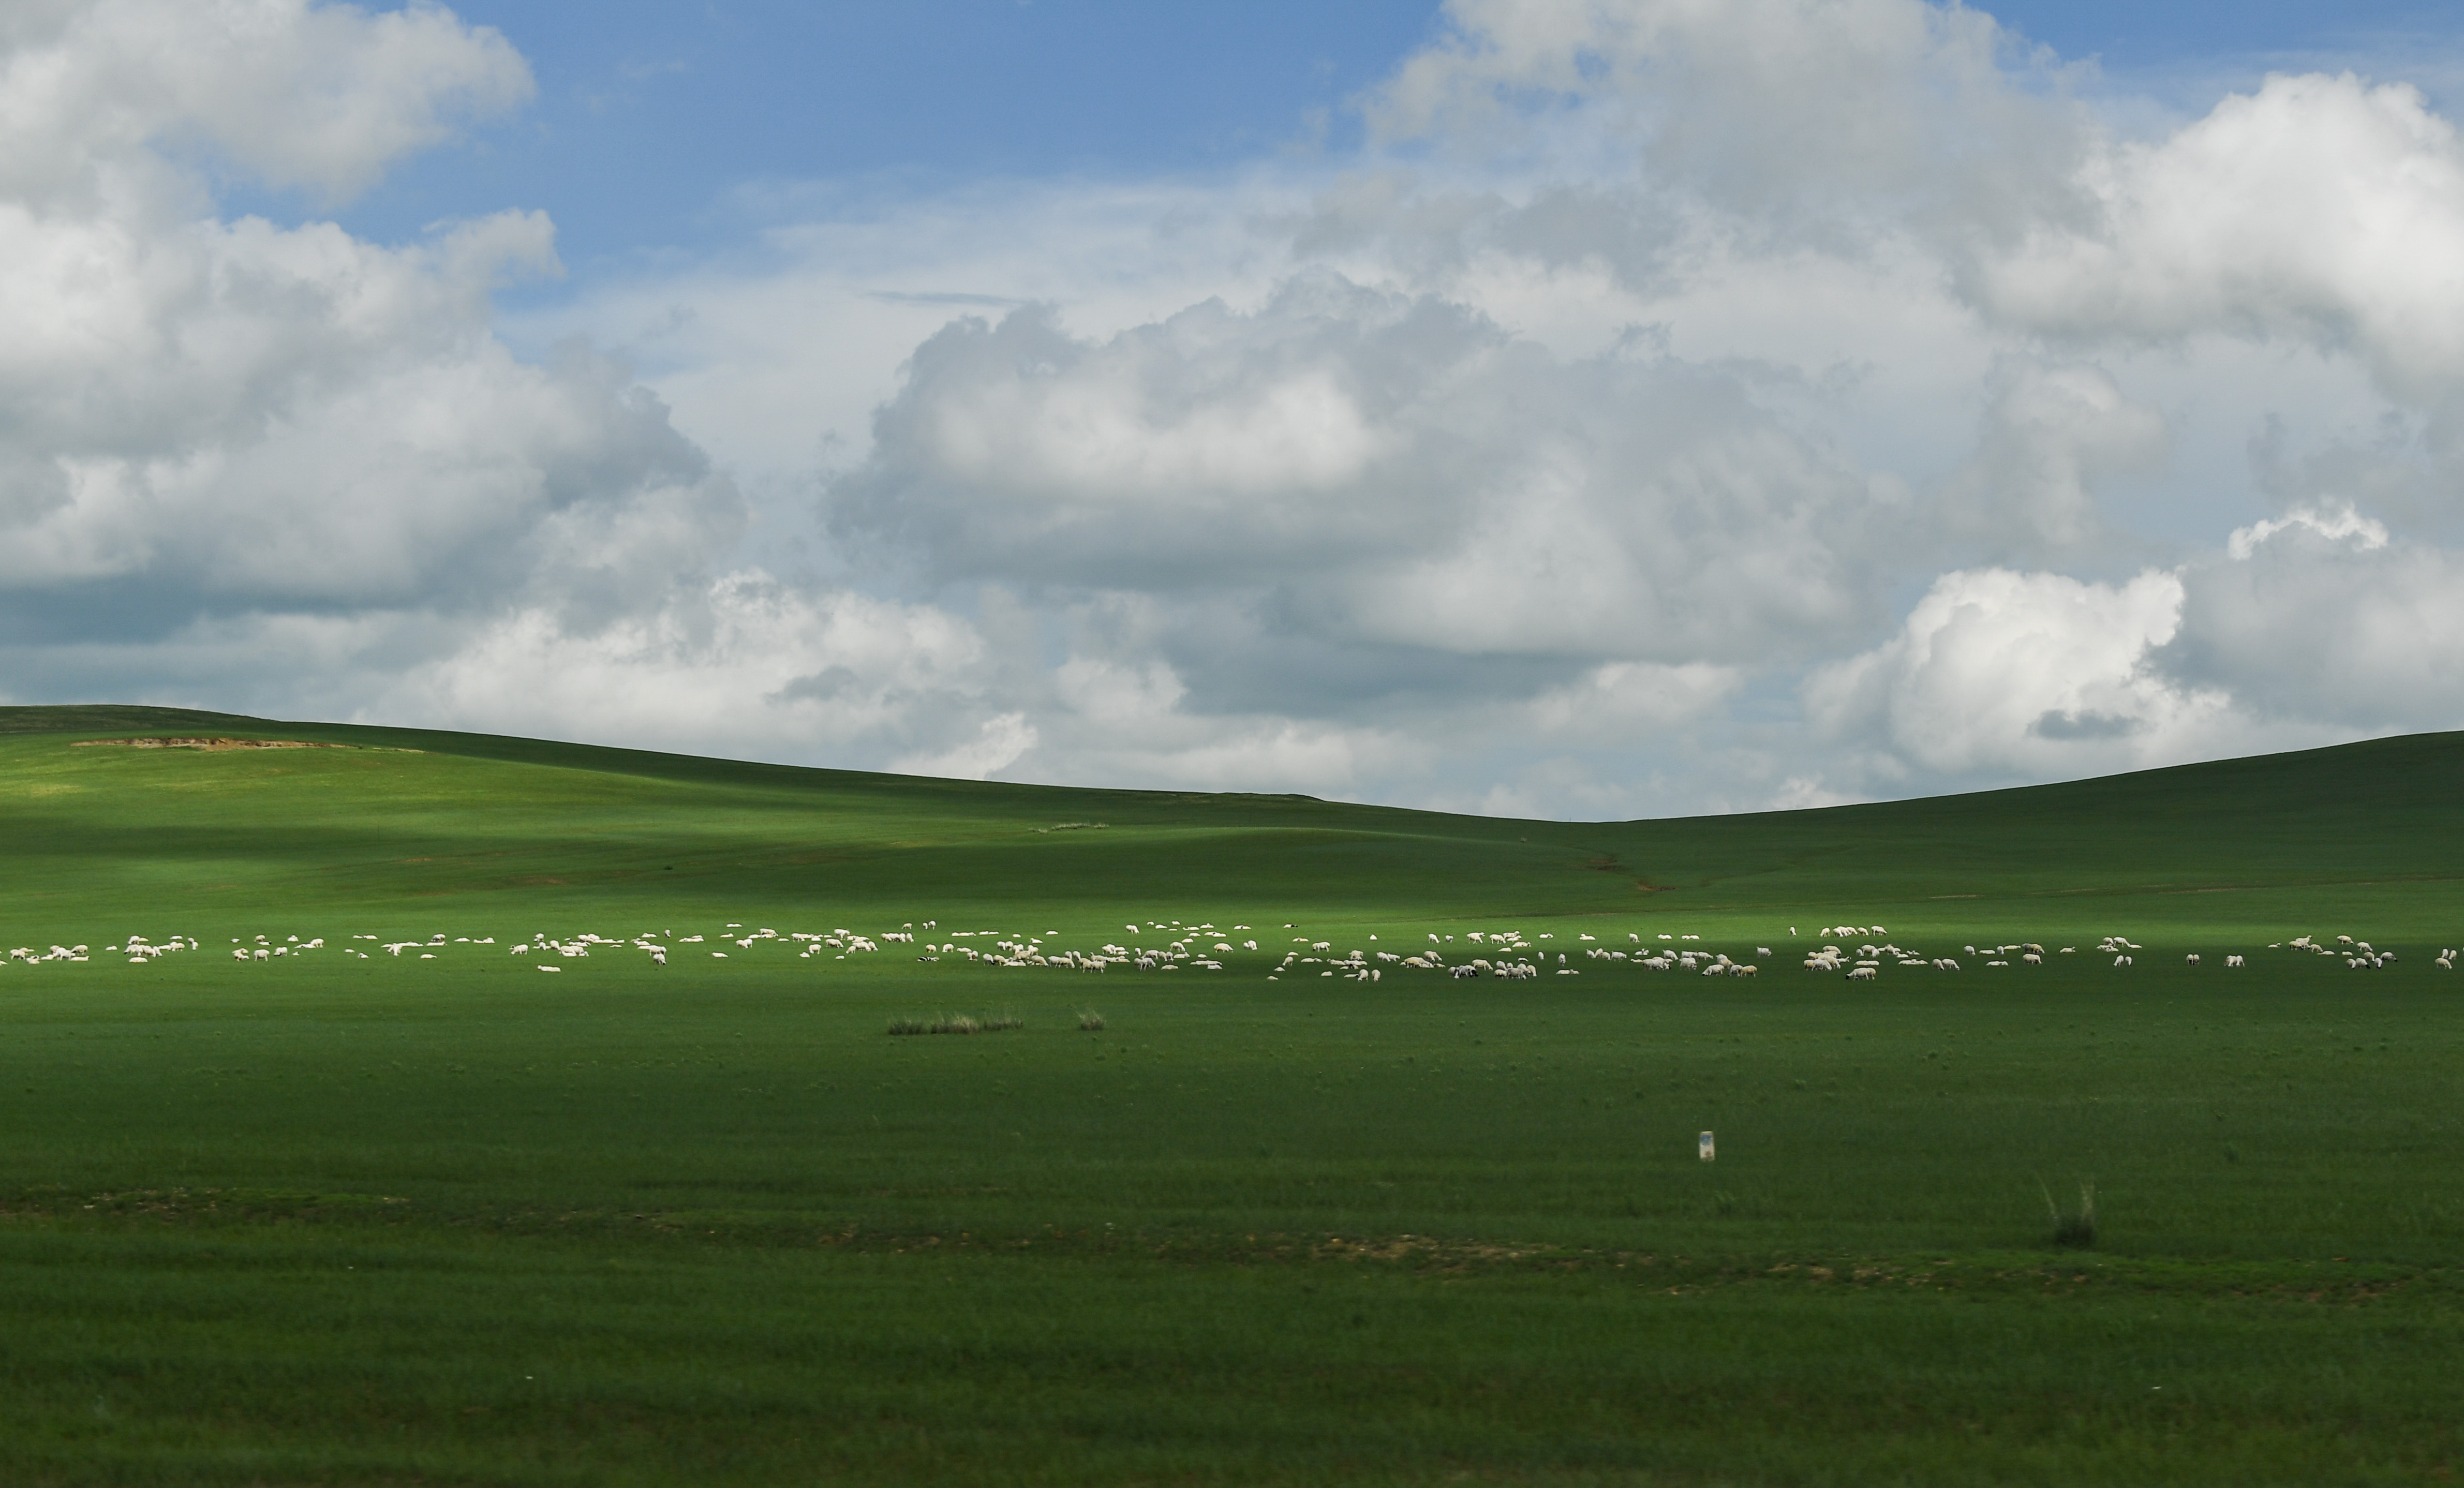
[{"left": 1, "top": 707, "right": 2460, "bottom": 1485}]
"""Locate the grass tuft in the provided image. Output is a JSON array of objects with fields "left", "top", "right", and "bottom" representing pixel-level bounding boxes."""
[
  {"left": 2041, "top": 1179, "right": 2098, "bottom": 1248},
  {"left": 889, "top": 1014, "right": 1025, "bottom": 1036},
  {"left": 1077, "top": 1010, "right": 1106, "bottom": 1032}
]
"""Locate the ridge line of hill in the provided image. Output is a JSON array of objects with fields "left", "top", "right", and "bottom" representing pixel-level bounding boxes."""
[{"left": 4, "top": 703, "right": 2460, "bottom": 837}]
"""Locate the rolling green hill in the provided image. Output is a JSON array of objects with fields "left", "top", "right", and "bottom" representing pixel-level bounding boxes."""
[
  {"left": 0, "top": 705, "right": 2458, "bottom": 1486},
  {"left": 5, "top": 704, "right": 2460, "bottom": 942}
]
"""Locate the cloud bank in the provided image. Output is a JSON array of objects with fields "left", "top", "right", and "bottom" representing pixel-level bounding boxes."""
[{"left": 8, "top": 0, "right": 2464, "bottom": 814}]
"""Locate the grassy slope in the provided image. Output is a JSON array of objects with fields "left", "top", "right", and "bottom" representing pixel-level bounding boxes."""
[
  {"left": 1, "top": 707, "right": 2460, "bottom": 1485},
  {"left": 5, "top": 703, "right": 2461, "bottom": 936}
]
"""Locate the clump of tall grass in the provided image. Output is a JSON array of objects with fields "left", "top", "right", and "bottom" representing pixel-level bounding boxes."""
[
  {"left": 1077, "top": 1010, "right": 1106, "bottom": 1031},
  {"left": 886, "top": 1013, "right": 1023, "bottom": 1036},
  {"left": 2040, "top": 1179, "right": 2097, "bottom": 1247}
]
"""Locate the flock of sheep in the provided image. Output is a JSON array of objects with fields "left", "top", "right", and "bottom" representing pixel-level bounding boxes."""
[
  {"left": 1786, "top": 928, "right": 2436, "bottom": 979},
  {"left": 4, "top": 920, "right": 2452, "bottom": 979}
]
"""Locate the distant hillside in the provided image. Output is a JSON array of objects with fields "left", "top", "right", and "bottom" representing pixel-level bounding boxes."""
[
  {"left": 0, "top": 704, "right": 282, "bottom": 736},
  {"left": 1, "top": 704, "right": 2457, "bottom": 936}
]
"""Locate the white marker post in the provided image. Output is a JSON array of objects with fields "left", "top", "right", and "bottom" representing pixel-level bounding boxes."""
[{"left": 1698, "top": 1130, "right": 1716, "bottom": 1162}]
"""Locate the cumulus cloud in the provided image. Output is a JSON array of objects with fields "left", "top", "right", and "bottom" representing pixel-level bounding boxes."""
[
  {"left": 1522, "top": 661, "right": 1740, "bottom": 740},
  {"left": 0, "top": 2, "right": 818, "bottom": 756},
  {"left": 1931, "top": 363, "right": 2169, "bottom": 554},
  {"left": 1980, "top": 73, "right": 2464, "bottom": 398},
  {"left": 1369, "top": 0, "right": 2085, "bottom": 235},
  {"left": 1804, "top": 566, "right": 2231, "bottom": 781},
  {"left": 0, "top": 4, "right": 698, "bottom": 641},
  {"left": 2159, "top": 509, "right": 2464, "bottom": 729},
  {"left": 893, "top": 712, "right": 1037, "bottom": 781},
  {"left": 0, "top": 0, "right": 532, "bottom": 203},
  {"left": 598, "top": 0, "right": 2464, "bottom": 809},
  {"left": 834, "top": 277, "right": 1891, "bottom": 678},
  {"left": 370, "top": 573, "right": 998, "bottom": 763}
]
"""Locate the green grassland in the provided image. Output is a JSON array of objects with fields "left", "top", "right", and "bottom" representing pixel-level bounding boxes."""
[{"left": 0, "top": 704, "right": 2459, "bottom": 1485}]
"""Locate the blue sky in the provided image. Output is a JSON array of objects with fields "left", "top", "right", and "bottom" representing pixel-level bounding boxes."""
[
  {"left": 276, "top": 2, "right": 1449, "bottom": 267},
  {"left": 9, "top": 0, "right": 2464, "bottom": 815},
  {"left": 298, "top": 1, "right": 2458, "bottom": 269}
]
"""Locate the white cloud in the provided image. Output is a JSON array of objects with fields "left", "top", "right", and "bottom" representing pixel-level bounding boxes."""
[
  {"left": 1803, "top": 566, "right": 2234, "bottom": 780},
  {"left": 891, "top": 712, "right": 1037, "bottom": 781},
  {"left": 1015, "top": 652, "right": 1427, "bottom": 795},
  {"left": 1, "top": 0, "right": 531, "bottom": 203},
  {"left": 2162, "top": 512, "right": 2464, "bottom": 728},
  {"left": 369, "top": 572, "right": 999, "bottom": 764},
  {"left": 1980, "top": 72, "right": 2464, "bottom": 399},
  {"left": 834, "top": 280, "right": 1892, "bottom": 671},
  {"left": 1932, "top": 363, "right": 2169, "bottom": 554},
  {"left": 1763, "top": 776, "right": 1866, "bottom": 811},
  {"left": 1523, "top": 661, "right": 1740, "bottom": 740},
  {"left": 504, "top": 174, "right": 1303, "bottom": 492},
  {"left": 1370, "top": 0, "right": 2082, "bottom": 231},
  {"left": 2224, "top": 502, "right": 2389, "bottom": 560},
  {"left": 461, "top": 3, "right": 2464, "bottom": 808},
  {"left": 0, "top": 3, "right": 768, "bottom": 735}
]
